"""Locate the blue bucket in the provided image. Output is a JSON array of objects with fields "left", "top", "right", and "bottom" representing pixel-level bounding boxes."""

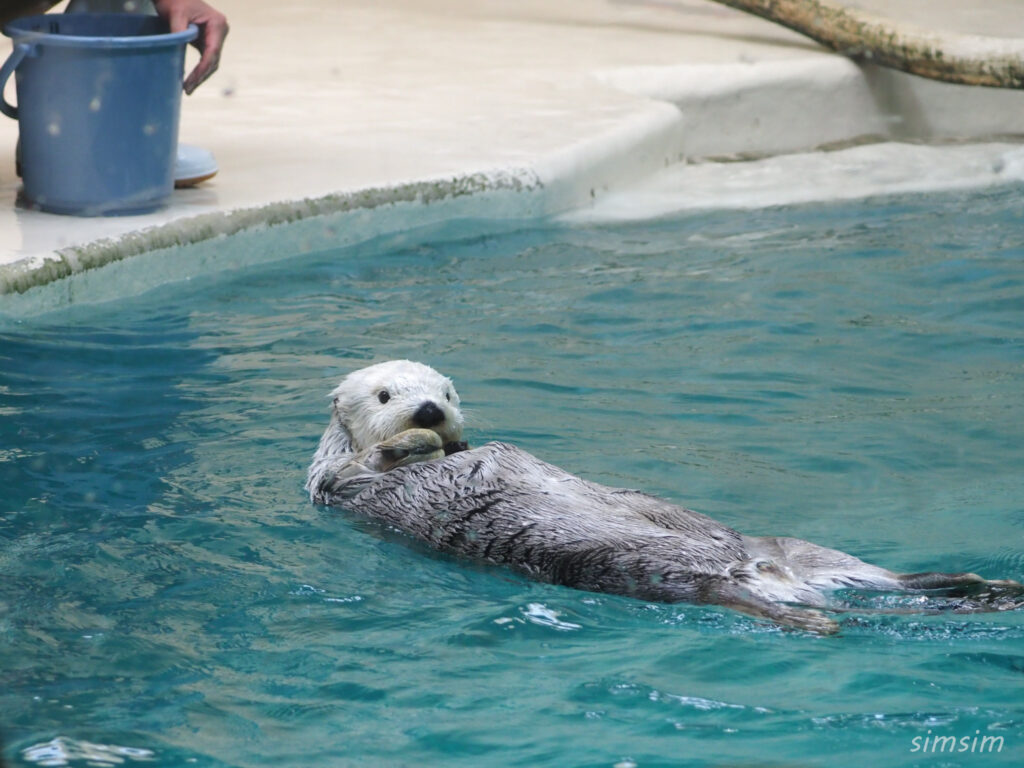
[{"left": 0, "top": 14, "right": 196, "bottom": 215}]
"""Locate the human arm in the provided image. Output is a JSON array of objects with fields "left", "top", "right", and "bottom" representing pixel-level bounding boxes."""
[{"left": 152, "top": 0, "right": 228, "bottom": 93}]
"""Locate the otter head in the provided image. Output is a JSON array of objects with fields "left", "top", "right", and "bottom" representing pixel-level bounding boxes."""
[{"left": 328, "top": 360, "right": 464, "bottom": 453}]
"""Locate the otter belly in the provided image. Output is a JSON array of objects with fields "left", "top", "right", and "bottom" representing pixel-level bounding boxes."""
[{"left": 344, "top": 442, "right": 750, "bottom": 603}]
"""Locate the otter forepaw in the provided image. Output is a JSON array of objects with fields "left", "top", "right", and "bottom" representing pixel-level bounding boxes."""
[
  {"left": 378, "top": 428, "right": 445, "bottom": 470},
  {"left": 444, "top": 440, "right": 469, "bottom": 456}
]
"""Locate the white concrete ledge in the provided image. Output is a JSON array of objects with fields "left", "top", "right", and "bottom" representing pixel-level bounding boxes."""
[
  {"left": 565, "top": 141, "right": 1024, "bottom": 223},
  {"left": 596, "top": 56, "right": 1024, "bottom": 159}
]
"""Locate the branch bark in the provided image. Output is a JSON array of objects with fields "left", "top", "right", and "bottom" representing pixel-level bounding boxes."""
[{"left": 709, "top": 0, "right": 1024, "bottom": 89}]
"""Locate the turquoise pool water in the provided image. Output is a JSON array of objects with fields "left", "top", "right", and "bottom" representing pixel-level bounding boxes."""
[{"left": 2, "top": 187, "right": 1023, "bottom": 767}]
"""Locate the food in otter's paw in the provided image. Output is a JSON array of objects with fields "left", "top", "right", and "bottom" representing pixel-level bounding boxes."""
[{"left": 444, "top": 441, "right": 469, "bottom": 455}]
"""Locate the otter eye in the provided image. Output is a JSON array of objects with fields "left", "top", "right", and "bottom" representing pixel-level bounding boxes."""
[
  {"left": 445, "top": 391, "right": 451, "bottom": 402},
  {"left": 377, "top": 390, "right": 390, "bottom": 404}
]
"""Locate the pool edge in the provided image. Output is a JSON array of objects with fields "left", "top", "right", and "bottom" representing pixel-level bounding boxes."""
[{"left": 0, "top": 168, "right": 542, "bottom": 300}]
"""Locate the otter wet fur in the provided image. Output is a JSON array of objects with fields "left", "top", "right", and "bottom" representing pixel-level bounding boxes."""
[{"left": 307, "top": 360, "right": 1024, "bottom": 634}]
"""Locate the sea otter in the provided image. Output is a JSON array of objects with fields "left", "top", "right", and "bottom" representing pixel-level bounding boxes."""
[{"left": 306, "top": 360, "right": 1022, "bottom": 633}]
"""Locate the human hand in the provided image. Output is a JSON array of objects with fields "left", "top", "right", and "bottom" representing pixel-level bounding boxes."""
[{"left": 153, "top": 0, "right": 229, "bottom": 94}]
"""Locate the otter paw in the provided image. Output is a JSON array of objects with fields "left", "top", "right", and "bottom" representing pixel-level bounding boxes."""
[
  {"left": 444, "top": 440, "right": 469, "bottom": 456},
  {"left": 378, "top": 428, "right": 445, "bottom": 470}
]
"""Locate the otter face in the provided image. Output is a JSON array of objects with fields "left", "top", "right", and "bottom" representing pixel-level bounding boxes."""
[{"left": 329, "top": 360, "right": 464, "bottom": 452}]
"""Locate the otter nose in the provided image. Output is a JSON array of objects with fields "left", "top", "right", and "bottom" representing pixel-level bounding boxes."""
[{"left": 412, "top": 401, "right": 445, "bottom": 428}]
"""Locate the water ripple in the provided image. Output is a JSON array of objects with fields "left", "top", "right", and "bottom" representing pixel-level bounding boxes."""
[{"left": 21, "top": 737, "right": 154, "bottom": 768}]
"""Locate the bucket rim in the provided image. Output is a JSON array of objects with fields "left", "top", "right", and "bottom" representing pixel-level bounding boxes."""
[{"left": 2, "top": 13, "right": 197, "bottom": 48}]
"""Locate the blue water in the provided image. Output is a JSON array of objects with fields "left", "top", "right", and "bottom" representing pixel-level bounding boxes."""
[{"left": 2, "top": 187, "right": 1023, "bottom": 767}]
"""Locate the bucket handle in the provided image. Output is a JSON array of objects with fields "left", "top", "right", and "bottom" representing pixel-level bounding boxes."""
[{"left": 0, "top": 43, "right": 32, "bottom": 119}]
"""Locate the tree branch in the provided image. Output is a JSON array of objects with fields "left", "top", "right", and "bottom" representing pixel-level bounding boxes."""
[{"left": 709, "top": 0, "right": 1024, "bottom": 88}]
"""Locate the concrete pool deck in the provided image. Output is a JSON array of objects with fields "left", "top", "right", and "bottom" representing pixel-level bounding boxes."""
[{"left": 2, "top": 0, "right": 1024, "bottom": 309}]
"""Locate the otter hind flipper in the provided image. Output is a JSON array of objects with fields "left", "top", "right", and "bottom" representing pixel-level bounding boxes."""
[
  {"left": 896, "top": 571, "right": 1024, "bottom": 612},
  {"left": 697, "top": 577, "right": 840, "bottom": 635}
]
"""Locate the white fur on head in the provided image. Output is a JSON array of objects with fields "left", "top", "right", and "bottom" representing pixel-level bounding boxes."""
[{"left": 329, "top": 359, "right": 463, "bottom": 452}]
